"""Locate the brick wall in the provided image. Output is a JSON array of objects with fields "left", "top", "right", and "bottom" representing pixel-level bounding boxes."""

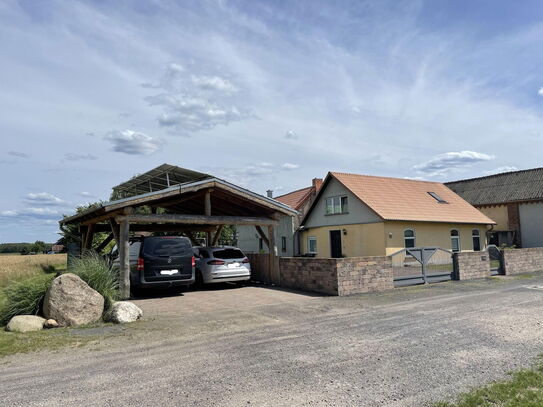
[
  {"left": 503, "top": 248, "right": 543, "bottom": 275},
  {"left": 279, "top": 256, "right": 393, "bottom": 296},
  {"left": 336, "top": 257, "right": 394, "bottom": 295},
  {"left": 280, "top": 257, "right": 338, "bottom": 295},
  {"left": 453, "top": 252, "right": 491, "bottom": 280}
]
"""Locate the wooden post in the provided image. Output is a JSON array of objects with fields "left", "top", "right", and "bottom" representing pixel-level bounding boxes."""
[
  {"left": 205, "top": 189, "right": 212, "bottom": 245},
  {"left": 119, "top": 218, "right": 131, "bottom": 299},
  {"left": 95, "top": 233, "right": 114, "bottom": 253},
  {"left": 83, "top": 223, "right": 95, "bottom": 251},
  {"left": 212, "top": 225, "right": 223, "bottom": 246},
  {"left": 109, "top": 219, "right": 120, "bottom": 245},
  {"left": 267, "top": 225, "right": 279, "bottom": 285}
]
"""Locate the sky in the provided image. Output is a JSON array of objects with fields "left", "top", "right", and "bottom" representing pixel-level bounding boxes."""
[{"left": 1, "top": 0, "right": 543, "bottom": 242}]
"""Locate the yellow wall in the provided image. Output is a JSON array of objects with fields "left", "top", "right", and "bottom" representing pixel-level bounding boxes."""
[
  {"left": 385, "top": 221, "right": 488, "bottom": 255},
  {"left": 301, "top": 221, "right": 489, "bottom": 257},
  {"left": 301, "top": 222, "right": 385, "bottom": 258},
  {"left": 477, "top": 205, "right": 508, "bottom": 231}
]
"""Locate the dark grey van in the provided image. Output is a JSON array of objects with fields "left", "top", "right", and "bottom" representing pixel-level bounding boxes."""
[{"left": 112, "top": 236, "right": 195, "bottom": 292}]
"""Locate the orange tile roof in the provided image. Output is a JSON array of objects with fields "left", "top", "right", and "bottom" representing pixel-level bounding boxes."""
[
  {"left": 330, "top": 172, "right": 495, "bottom": 224},
  {"left": 275, "top": 186, "right": 314, "bottom": 210}
]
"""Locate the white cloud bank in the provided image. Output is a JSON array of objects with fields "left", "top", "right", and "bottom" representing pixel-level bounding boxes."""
[
  {"left": 24, "top": 192, "right": 66, "bottom": 206},
  {"left": 413, "top": 151, "right": 495, "bottom": 177},
  {"left": 105, "top": 130, "right": 163, "bottom": 155}
]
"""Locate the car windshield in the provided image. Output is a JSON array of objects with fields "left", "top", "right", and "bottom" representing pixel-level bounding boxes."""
[
  {"left": 143, "top": 238, "right": 191, "bottom": 257},
  {"left": 212, "top": 249, "right": 245, "bottom": 259}
]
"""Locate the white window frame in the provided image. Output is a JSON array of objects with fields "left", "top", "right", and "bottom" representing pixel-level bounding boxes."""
[
  {"left": 404, "top": 229, "right": 416, "bottom": 248},
  {"left": 308, "top": 236, "right": 317, "bottom": 253},
  {"left": 281, "top": 236, "right": 287, "bottom": 252},
  {"left": 472, "top": 229, "right": 481, "bottom": 251},
  {"left": 451, "top": 229, "right": 460, "bottom": 252},
  {"left": 325, "top": 195, "right": 349, "bottom": 215}
]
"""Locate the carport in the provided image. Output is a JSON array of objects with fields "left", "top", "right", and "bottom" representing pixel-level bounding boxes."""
[{"left": 60, "top": 164, "right": 297, "bottom": 298}]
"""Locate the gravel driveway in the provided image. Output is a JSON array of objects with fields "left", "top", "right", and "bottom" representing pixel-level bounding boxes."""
[{"left": 2, "top": 275, "right": 543, "bottom": 406}]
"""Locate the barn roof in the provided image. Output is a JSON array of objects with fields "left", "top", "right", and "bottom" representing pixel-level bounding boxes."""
[{"left": 446, "top": 167, "right": 543, "bottom": 206}]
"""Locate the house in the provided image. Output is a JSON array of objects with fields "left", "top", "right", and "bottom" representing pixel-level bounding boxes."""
[
  {"left": 299, "top": 172, "right": 495, "bottom": 258},
  {"left": 446, "top": 167, "right": 543, "bottom": 248},
  {"left": 236, "top": 178, "right": 323, "bottom": 256}
]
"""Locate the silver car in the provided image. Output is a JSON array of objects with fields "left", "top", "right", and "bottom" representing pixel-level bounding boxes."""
[{"left": 193, "top": 246, "right": 251, "bottom": 284}]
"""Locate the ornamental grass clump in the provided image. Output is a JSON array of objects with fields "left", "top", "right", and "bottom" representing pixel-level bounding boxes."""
[
  {"left": 0, "top": 273, "right": 55, "bottom": 326},
  {"left": 69, "top": 252, "right": 119, "bottom": 310}
]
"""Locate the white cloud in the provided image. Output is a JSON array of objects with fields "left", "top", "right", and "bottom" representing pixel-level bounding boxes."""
[
  {"left": 64, "top": 153, "right": 98, "bottom": 161},
  {"left": 483, "top": 166, "right": 519, "bottom": 175},
  {"left": 191, "top": 75, "right": 238, "bottom": 93},
  {"left": 0, "top": 207, "right": 63, "bottom": 220},
  {"left": 413, "top": 151, "right": 495, "bottom": 176},
  {"left": 24, "top": 192, "right": 66, "bottom": 206},
  {"left": 145, "top": 63, "right": 253, "bottom": 133},
  {"left": 104, "top": 130, "right": 163, "bottom": 155},
  {"left": 538, "top": 87, "right": 543, "bottom": 96},
  {"left": 79, "top": 191, "right": 95, "bottom": 197},
  {"left": 285, "top": 130, "right": 297, "bottom": 139},
  {"left": 281, "top": 163, "right": 300, "bottom": 170}
]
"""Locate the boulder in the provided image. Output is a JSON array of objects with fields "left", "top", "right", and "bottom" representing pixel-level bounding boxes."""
[
  {"left": 43, "top": 273, "right": 104, "bottom": 327},
  {"left": 105, "top": 301, "right": 143, "bottom": 324},
  {"left": 6, "top": 315, "right": 45, "bottom": 332},
  {"left": 44, "top": 319, "right": 59, "bottom": 329}
]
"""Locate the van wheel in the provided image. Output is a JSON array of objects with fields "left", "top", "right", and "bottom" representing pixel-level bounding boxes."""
[{"left": 195, "top": 270, "right": 204, "bottom": 288}]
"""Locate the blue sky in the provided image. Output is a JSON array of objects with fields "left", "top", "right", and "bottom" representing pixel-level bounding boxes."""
[{"left": 1, "top": 0, "right": 543, "bottom": 242}]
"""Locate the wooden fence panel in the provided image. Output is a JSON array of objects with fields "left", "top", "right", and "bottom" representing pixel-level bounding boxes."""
[{"left": 246, "top": 253, "right": 274, "bottom": 284}]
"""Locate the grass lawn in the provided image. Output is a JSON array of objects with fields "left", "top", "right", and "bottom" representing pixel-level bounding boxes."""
[
  {"left": 0, "top": 328, "right": 97, "bottom": 357},
  {"left": 0, "top": 253, "right": 66, "bottom": 288},
  {"left": 435, "top": 357, "right": 543, "bottom": 407}
]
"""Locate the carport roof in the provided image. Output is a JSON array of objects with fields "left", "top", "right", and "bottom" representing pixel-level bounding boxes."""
[{"left": 61, "top": 176, "right": 297, "bottom": 225}]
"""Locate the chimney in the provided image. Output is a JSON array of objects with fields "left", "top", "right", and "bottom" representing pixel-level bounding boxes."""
[
  {"left": 266, "top": 189, "right": 273, "bottom": 198},
  {"left": 312, "top": 178, "right": 323, "bottom": 192}
]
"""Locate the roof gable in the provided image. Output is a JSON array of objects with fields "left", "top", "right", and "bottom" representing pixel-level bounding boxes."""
[{"left": 303, "top": 172, "right": 495, "bottom": 225}]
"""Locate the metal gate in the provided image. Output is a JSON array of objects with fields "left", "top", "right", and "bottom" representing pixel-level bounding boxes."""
[
  {"left": 487, "top": 245, "right": 504, "bottom": 276},
  {"left": 391, "top": 247, "right": 454, "bottom": 287}
]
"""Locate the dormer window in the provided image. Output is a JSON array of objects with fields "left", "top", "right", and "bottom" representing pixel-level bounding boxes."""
[{"left": 428, "top": 191, "right": 448, "bottom": 204}]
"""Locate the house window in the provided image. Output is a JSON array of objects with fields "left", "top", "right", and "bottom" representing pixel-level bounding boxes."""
[
  {"left": 472, "top": 229, "right": 481, "bottom": 251},
  {"left": 308, "top": 236, "right": 317, "bottom": 253},
  {"left": 325, "top": 196, "right": 348, "bottom": 215},
  {"left": 258, "top": 238, "right": 263, "bottom": 251},
  {"left": 451, "top": 230, "right": 460, "bottom": 252},
  {"left": 404, "top": 229, "right": 415, "bottom": 248},
  {"left": 281, "top": 236, "right": 287, "bottom": 252}
]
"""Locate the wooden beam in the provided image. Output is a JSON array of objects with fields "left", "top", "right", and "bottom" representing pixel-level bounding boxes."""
[
  {"left": 205, "top": 190, "right": 212, "bottom": 244},
  {"left": 212, "top": 225, "right": 223, "bottom": 246},
  {"left": 115, "top": 214, "right": 278, "bottom": 226},
  {"left": 83, "top": 224, "right": 95, "bottom": 251},
  {"left": 108, "top": 219, "right": 120, "bottom": 245},
  {"left": 255, "top": 226, "right": 269, "bottom": 248},
  {"left": 95, "top": 223, "right": 216, "bottom": 233},
  {"left": 118, "top": 218, "right": 131, "bottom": 299},
  {"left": 95, "top": 233, "right": 114, "bottom": 253}
]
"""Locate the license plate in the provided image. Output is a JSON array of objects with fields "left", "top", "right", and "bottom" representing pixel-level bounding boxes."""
[
  {"left": 160, "top": 269, "right": 178, "bottom": 275},
  {"left": 227, "top": 263, "right": 239, "bottom": 268}
]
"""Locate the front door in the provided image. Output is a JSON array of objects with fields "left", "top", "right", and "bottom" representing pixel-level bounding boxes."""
[{"left": 330, "top": 230, "right": 342, "bottom": 258}]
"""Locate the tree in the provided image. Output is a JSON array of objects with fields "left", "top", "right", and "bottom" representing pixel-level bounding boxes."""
[{"left": 32, "top": 240, "right": 46, "bottom": 253}]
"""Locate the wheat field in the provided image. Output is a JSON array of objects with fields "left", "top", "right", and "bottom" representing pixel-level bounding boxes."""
[{"left": 0, "top": 254, "right": 67, "bottom": 288}]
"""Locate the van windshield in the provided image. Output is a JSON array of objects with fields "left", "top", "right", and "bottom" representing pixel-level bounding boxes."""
[
  {"left": 213, "top": 249, "right": 245, "bottom": 259},
  {"left": 143, "top": 238, "right": 191, "bottom": 257}
]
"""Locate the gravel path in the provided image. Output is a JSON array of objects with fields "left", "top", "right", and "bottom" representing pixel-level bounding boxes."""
[{"left": 2, "top": 276, "right": 543, "bottom": 406}]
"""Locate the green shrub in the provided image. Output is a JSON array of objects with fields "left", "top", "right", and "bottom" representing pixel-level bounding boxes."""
[
  {"left": 69, "top": 252, "right": 119, "bottom": 309},
  {"left": 0, "top": 273, "right": 55, "bottom": 326}
]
